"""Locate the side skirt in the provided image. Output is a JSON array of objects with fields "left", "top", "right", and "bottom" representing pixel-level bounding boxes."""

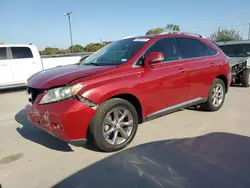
[{"left": 143, "top": 97, "right": 206, "bottom": 122}]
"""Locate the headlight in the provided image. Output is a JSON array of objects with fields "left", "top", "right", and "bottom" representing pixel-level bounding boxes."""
[{"left": 39, "top": 84, "right": 83, "bottom": 104}]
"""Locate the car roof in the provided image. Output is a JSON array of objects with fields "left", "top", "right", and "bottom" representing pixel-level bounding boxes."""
[
  {"left": 218, "top": 40, "right": 250, "bottom": 46},
  {"left": 121, "top": 32, "right": 207, "bottom": 41},
  {"left": 0, "top": 44, "right": 35, "bottom": 48}
]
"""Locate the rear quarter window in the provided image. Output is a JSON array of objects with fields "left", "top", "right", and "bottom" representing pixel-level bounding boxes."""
[
  {"left": 11, "top": 47, "right": 33, "bottom": 59},
  {"left": 203, "top": 43, "right": 218, "bottom": 56}
]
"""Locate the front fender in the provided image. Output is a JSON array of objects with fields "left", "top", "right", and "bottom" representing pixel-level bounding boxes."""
[{"left": 79, "top": 86, "right": 147, "bottom": 117}]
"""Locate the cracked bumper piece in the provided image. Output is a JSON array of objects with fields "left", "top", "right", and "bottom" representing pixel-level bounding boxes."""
[{"left": 25, "top": 98, "right": 96, "bottom": 141}]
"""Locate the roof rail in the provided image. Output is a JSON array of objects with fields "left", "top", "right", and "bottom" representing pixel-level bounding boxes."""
[{"left": 159, "top": 31, "right": 205, "bottom": 38}]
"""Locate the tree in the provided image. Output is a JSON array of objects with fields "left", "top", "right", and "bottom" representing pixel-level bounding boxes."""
[
  {"left": 40, "top": 47, "right": 60, "bottom": 55},
  {"left": 145, "top": 28, "right": 165, "bottom": 35},
  {"left": 210, "top": 28, "right": 243, "bottom": 42},
  {"left": 102, "top": 41, "right": 113, "bottom": 46},
  {"left": 68, "top": 44, "right": 85, "bottom": 53},
  {"left": 85, "top": 43, "right": 104, "bottom": 52},
  {"left": 165, "top": 24, "right": 181, "bottom": 32}
]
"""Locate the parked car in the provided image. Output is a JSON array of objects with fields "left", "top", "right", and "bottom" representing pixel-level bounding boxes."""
[
  {"left": 0, "top": 44, "right": 86, "bottom": 89},
  {"left": 26, "top": 33, "right": 231, "bottom": 152},
  {"left": 218, "top": 40, "right": 250, "bottom": 87},
  {"left": 0, "top": 44, "right": 43, "bottom": 89}
]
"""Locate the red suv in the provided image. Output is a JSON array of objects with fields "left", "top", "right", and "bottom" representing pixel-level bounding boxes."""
[{"left": 26, "top": 33, "right": 231, "bottom": 152}]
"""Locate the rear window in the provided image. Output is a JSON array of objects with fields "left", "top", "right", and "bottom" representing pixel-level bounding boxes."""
[
  {"left": 11, "top": 47, "right": 33, "bottom": 59},
  {"left": 0, "top": 47, "right": 7, "bottom": 60},
  {"left": 219, "top": 44, "right": 250, "bottom": 57}
]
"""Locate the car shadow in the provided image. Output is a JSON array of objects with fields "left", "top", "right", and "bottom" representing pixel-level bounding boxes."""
[
  {"left": 186, "top": 105, "right": 208, "bottom": 112},
  {"left": 53, "top": 132, "right": 250, "bottom": 188},
  {"left": 15, "top": 109, "right": 73, "bottom": 152}
]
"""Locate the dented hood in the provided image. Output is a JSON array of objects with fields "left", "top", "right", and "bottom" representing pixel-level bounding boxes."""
[{"left": 27, "top": 64, "right": 115, "bottom": 89}]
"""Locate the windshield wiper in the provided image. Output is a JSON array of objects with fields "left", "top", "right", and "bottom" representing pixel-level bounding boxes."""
[{"left": 84, "top": 62, "right": 102, "bottom": 66}]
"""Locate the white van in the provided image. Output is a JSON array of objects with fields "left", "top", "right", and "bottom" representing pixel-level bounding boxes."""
[{"left": 0, "top": 44, "right": 43, "bottom": 89}]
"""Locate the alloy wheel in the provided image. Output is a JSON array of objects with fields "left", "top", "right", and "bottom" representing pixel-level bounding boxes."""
[
  {"left": 102, "top": 107, "right": 134, "bottom": 145},
  {"left": 212, "top": 83, "right": 224, "bottom": 107}
]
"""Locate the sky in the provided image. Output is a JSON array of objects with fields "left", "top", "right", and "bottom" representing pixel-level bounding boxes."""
[{"left": 0, "top": 0, "right": 250, "bottom": 50}]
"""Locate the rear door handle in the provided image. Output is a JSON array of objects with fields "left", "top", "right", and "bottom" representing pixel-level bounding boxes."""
[
  {"left": 178, "top": 68, "right": 187, "bottom": 73},
  {"left": 210, "top": 62, "right": 216, "bottom": 67},
  {"left": 0, "top": 64, "right": 8, "bottom": 66}
]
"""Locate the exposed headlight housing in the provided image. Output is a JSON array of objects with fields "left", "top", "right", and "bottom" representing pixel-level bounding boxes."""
[{"left": 39, "top": 84, "right": 83, "bottom": 104}]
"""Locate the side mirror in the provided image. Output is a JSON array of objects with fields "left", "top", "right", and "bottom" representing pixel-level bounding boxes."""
[{"left": 145, "top": 52, "right": 164, "bottom": 65}]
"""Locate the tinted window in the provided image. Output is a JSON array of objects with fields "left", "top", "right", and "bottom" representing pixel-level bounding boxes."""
[
  {"left": 178, "top": 38, "right": 207, "bottom": 58},
  {"left": 219, "top": 44, "right": 250, "bottom": 57},
  {"left": 11, "top": 47, "right": 33, "bottom": 59},
  {"left": 0, "top": 47, "right": 7, "bottom": 60},
  {"left": 205, "top": 44, "right": 217, "bottom": 56},
  {"left": 145, "top": 38, "right": 181, "bottom": 62}
]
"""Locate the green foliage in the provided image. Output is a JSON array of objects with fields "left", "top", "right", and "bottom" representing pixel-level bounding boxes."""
[
  {"left": 85, "top": 43, "right": 105, "bottom": 52},
  {"left": 39, "top": 41, "right": 113, "bottom": 55},
  {"left": 210, "top": 28, "right": 243, "bottom": 42},
  {"left": 69, "top": 44, "right": 85, "bottom": 53},
  {"left": 165, "top": 24, "right": 181, "bottom": 32},
  {"left": 40, "top": 47, "right": 60, "bottom": 55},
  {"left": 145, "top": 24, "right": 181, "bottom": 35},
  {"left": 145, "top": 28, "right": 166, "bottom": 35}
]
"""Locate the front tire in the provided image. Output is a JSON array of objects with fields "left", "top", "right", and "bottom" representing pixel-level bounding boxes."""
[
  {"left": 88, "top": 98, "right": 138, "bottom": 152},
  {"left": 202, "top": 78, "right": 226, "bottom": 111},
  {"left": 241, "top": 68, "right": 250, "bottom": 87}
]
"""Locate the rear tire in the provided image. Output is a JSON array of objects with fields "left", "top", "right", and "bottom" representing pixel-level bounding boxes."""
[
  {"left": 88, "top": 98, "right": 138, "bottom": 152},
  {"left": 241, "top": 68, "right": 250, "bottom": 87},
  {"left": 202, "top": 78, "right": 226, "bottom": 111}
]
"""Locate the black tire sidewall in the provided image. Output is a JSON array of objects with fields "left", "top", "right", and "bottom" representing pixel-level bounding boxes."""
[
  {"left": 89, "top": 98, "right": 138, "bottom": 152},
  {"left": 206, "top": 78, "right": 226, "bottom": 111},
  {"left": 241, "top": 68, "right": 250, "bottom": 87}
]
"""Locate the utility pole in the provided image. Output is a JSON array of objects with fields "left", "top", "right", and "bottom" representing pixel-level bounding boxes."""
[
  {"left": 248, "top": 23, "right": 250, "bottom": 40},
  {"left": 64, "top": 12, "right": 73, "bottom": 53}
]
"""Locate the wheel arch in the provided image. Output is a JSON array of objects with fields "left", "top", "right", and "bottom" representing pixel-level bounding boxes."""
[
  {"left": 216, "top": 75, "right": 228, "bottom": 93},
  {"left": 108, "top": 93, "right": 143, "bottom": 124}
]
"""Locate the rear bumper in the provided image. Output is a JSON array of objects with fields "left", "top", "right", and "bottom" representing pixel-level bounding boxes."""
[{"left": 26, "top": 98, "right": 96, "bottom": 141}]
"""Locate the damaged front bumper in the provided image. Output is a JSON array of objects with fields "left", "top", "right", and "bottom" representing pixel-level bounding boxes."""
[
  {"left": 26, "top": 97, "right": 97, "bottom": 142},
  {"left": 230, "top": 61, "right": 249, "bottom": 83}
]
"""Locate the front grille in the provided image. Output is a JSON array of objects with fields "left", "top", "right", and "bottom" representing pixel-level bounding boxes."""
[{"left": 27, "top": 87, "right": 44, "bottom": 103}]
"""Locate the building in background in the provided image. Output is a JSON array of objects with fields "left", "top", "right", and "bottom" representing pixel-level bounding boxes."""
[{"left": 0, "top": 42, "right": 4, "bottom": 45}]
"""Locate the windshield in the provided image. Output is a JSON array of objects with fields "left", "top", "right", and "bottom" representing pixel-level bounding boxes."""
[
  {"left": 219, "top": 44, "right": 250, "bottom": 57},
  {"left": 80, "top": 38, "right": 150, "bottom": 66}
]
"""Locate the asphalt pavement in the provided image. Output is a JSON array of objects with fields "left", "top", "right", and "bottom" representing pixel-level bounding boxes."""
[{"left": 0, "top": 86, "right": 250, "bottom": 188}]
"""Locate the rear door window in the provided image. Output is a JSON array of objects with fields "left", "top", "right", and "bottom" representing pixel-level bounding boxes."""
[
  {"left": 177, "top": 37, "right": 207, "bottom": 59},
  {"left": 11, "top": 47, "right": 33, "bottom": 59},
  {"left": 145, "top": 37, "right": 181, "bottom": 62},
  {"left": 0, "top": 47, "right": 7, "bottom": 60}
]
